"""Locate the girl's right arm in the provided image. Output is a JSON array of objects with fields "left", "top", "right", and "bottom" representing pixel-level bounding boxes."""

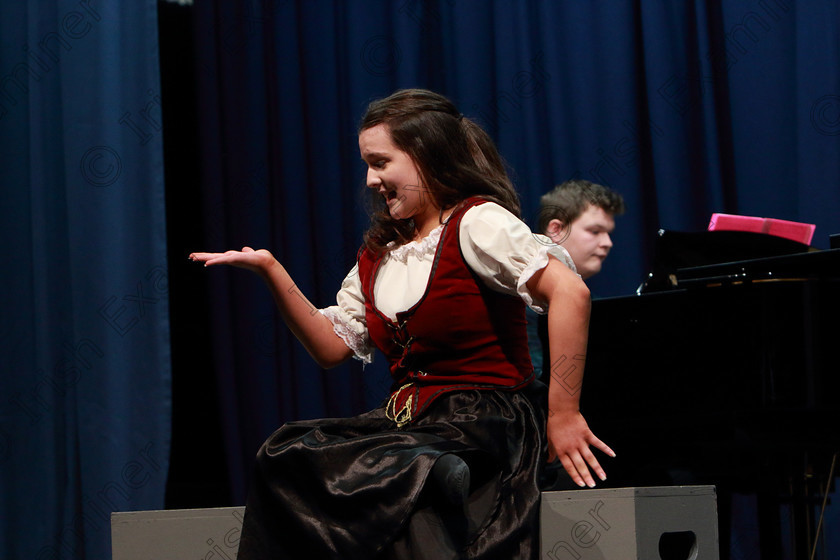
[{"left": 190, "top": 247, "right": 355, "bottom": 368}]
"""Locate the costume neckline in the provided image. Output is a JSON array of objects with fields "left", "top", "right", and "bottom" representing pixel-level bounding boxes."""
[
  {"left": 385, "top": 223, "right": 444, "bottom": 263},
  {"left": 370, "top": 204, "right": 476, "bottom": 326},
  {"left": 365, "top": 198, "right": 485, "bottom": 326}
]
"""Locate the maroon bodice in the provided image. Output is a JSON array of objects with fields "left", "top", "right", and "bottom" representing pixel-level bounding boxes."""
[{"left": 357, "top": 198, "right": 534, "bottom": 427}]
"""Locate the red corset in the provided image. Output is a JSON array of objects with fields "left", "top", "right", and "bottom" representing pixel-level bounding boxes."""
[{"left": 357, "top": 198, "right": 534, "bottom": 427}]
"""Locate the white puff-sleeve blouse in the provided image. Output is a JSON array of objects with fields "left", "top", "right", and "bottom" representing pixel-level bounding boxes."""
[{"left": 319, "top": 202, "right": 576, "bottom": 364}]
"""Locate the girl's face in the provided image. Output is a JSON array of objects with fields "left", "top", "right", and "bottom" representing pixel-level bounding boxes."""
[{"left": 359, "top": 124, "right": 436, "bottom": 224}]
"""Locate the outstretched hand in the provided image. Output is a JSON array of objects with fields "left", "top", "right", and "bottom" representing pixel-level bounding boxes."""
[
  {"left": 189, "top": 247, "right": 277, "bottom": 276},
  {"left": 547, "top": 409, "right": 615, "bottom": 488},
  {"left": 190, "top": 246, "right": 353, "bottom": 369}
]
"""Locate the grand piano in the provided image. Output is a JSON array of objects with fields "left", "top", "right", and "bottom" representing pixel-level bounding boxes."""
[{"left": 579, "top": 231, "right": 840, "bottom": 559}]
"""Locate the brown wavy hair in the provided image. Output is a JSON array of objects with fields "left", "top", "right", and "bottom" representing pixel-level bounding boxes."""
[
  {"left": 359, "top": 89, "right": 520, "bottom": 254},
  {"left": 537, "top": 179, "right": 626, "bottom": 234}
]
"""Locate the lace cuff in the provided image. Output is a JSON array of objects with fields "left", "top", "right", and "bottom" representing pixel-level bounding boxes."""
[
  {"left": 320, "top": 306, "right": 374, "bottom": 365},
  {"left": 516, "top": 243, "right": 578, "bottom": 314}
]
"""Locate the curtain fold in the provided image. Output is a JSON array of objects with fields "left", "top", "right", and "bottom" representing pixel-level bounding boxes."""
[{"left": 0, "top": 2, "right": 170, "bottom": 560}]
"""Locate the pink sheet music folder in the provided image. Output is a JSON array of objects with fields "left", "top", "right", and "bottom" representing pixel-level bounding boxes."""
[{"left": 708, "top": 213, "right": 816, "bottom": 245}]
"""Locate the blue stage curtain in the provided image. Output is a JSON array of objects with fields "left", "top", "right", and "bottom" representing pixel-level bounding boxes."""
[
  {"left": 0, "top": 2, "right": 170, "bottom": 560},
  {"left": 191, "top": 1, "right": 839, "bottom": 556}
]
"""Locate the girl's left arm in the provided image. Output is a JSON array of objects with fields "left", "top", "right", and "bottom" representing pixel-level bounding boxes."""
[{"left": 526, "top": 257, "right": 615, "bottom": 488}]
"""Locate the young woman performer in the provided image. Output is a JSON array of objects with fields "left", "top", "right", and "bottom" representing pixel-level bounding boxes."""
[{"left": 190, "top": 89, "right": 613, "bottom": 559}]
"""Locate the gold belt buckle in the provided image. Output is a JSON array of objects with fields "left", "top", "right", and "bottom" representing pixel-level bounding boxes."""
[{"left": 386, "top": 383, "right": 414, "bottom": 428}]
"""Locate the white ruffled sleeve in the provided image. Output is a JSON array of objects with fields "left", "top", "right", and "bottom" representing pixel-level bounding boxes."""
[
  {"left": 319, "top": 264, "right": 374, "bottom": 364},
  {"left": 459, "top": 202, "right": 577, "bottom": 314}
]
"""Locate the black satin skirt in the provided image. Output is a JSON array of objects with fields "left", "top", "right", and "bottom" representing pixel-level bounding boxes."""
[{"left": 236, "top": 381, "right": 548, "bottom": 560}]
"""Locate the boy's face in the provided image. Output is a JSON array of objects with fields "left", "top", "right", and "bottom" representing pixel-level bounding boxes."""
[{"left": 548, "top": 204, "right": 616, "bottom": 279}]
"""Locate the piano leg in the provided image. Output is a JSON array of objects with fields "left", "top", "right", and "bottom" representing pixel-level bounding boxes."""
[{"left": 755, "top": 452, "right": 837, "bottom": 560}]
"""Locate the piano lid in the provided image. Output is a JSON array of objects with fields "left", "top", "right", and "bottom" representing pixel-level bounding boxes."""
[
  {"left": 638, "top": 229, "right": 818, "bottom": 293},
  {"left": 675, "top": 246, "right": 840, "bottom": 287}
]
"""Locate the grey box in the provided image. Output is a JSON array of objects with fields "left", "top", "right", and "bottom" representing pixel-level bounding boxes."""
[
  {"left": 111, "top": 506, "right": 246, "bottom": 560},
  {"left": 540, "top": 485, "right": 719, "bottom": 560}
]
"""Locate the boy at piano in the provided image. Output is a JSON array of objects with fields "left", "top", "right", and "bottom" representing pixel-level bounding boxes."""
[{"left": 528, "top": 180, "right": 625, "bottom": 379}]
